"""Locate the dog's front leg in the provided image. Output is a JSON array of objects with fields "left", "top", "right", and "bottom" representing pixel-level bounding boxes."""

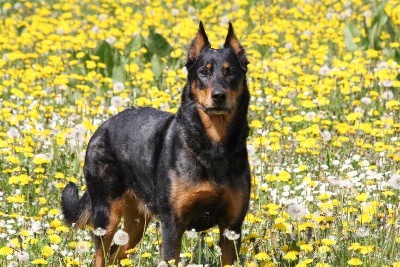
[
  {"left": 161, "top": 217, "right": 184, "bottom": 265},
  {"left": 218, "top": 224, "right": 242, "bottom": 266}
]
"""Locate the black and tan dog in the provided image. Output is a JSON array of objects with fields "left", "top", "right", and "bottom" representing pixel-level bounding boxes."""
[{"left": 61, "top": 21, "right": 250, "bottom": 266}]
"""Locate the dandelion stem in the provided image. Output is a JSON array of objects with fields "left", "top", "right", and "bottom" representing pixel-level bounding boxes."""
[
  {"left": 233, "top": 240, "right": 239, "bottom": 266},
  {"left": 100, "top": 236, "right": 106, "bottom": 267}
]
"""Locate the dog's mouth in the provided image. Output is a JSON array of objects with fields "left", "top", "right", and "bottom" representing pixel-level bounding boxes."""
[{"left": 202, "top": 106, "right": 232, "bottom": 115}]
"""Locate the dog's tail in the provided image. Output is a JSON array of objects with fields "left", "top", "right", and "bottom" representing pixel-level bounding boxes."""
[{"left": 61, "top": 182, "right": 91, "bottom": 228}]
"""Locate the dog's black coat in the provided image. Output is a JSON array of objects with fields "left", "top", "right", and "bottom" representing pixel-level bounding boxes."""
[{"left": 62, "top": 21, "right": 250, "bottom": 266}]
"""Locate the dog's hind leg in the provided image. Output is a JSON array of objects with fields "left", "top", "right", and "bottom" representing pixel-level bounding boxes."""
[
  {"left": 109, "top": 191, "right": 152, "bottom": 263},
  {"left": 92, "top": 197, "right": 124, "bottom": 267}
]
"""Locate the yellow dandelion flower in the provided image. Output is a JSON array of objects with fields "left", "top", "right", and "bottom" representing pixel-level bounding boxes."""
[
  {"left": 250, "top": 119, "right": 263, "bottom": 128},
  {"left": 277, "top": 170, "right": 291, "bottom": 181},
  {"left": 141, "top": 252, "right": 151, "bottom": 258},
  {"left": 41, "top": 245, "right": 54, "bottom": 258},
  {"left": 386, "top": 100, "right": 400, "bottom": 110},
  {"left": 348, "top": 257, "right": 363, "bottom": 265},
  {"left": 255, "top": 251, "right": 270, "bottom": 261},
  {"left": 283, "top": 250, "right": 298, "bottom": 261},
  {"left": 359, "top": 245, "right": 374, "bottom": 254},
  {"left": 355, "top": 192, "right": 368, "bottom": 202},
  {"left": 296, "top": 259, "right": 313, "bottom": 267},
  {"left": 32, "top": 258, "right": 48, "bottom": 265},
  {"left": 49, "top": 234, "right": 62, "bottom": 244},
  {"left": 300, "top": 244, "right": 314, "bottom": 253},
  {"left": 120, "top": 258, "right": 133, "bottom": 266},
  {"left": 0, "top": 246, "right": 13, "bottom": 256},
  {"left": 357, "top": 213, "right": 372, "bottom": 224}
]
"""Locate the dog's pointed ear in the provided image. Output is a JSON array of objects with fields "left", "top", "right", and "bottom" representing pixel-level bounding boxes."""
[
  {"left": 224, "top": 22, "right": 249, "bottom": 69},
  {"left": 188, "top": 21, "right": 211, "bottom": 64}
]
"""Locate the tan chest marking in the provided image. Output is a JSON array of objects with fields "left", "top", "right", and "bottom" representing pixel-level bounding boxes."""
[{"left": 170, "top": 177, "right": 245, "bottom": 225}]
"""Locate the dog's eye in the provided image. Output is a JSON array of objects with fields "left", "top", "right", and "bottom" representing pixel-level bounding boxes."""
[
  {"left": 199, "top": 69, "right": 210, "bottom": 77},
  {"left": 227, "top": 68, "right": 236, "bottom": 78}
]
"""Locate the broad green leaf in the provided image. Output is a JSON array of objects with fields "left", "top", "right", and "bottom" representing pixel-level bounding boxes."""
[
  {"left": 343, "top": 22, "right": 360, "bottom": 51},
  {"left": 151, "top": 54, "right": 164, "bottom": 78},
  {"left": 125, "top": 34, "right": 143, "bottom": 55},
  {"left": 385, "top": 14, "right": 396, "bottom": 42},
  {"left": 112, "top": 51, "right": 126, "bottom": 82},
  {"left": 147, "top": 28, "right": 173, "bottom": 57},
  {"left": 96, "top": 41, "right": 114, "bottom": 77},
  {"left": 371, "top": 1, "right": 388, "bottom": 28}
]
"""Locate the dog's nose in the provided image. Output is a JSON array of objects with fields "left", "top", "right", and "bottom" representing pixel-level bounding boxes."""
[{"left": 211, "top": 90, "right": 227, "bottom": 104}]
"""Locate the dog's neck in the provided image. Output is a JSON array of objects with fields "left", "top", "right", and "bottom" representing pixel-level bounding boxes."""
[{"left": 196, "top": 106, "right": 235, "bottom": 143}]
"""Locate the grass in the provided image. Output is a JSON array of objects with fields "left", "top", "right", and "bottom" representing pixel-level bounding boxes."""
[{"left": 0, "top": 0, "right": 399, "bottom": 266}]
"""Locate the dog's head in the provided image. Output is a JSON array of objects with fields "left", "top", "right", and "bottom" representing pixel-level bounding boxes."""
[{"left": 185, "top": 22, "right": 249, "bottom": 116}]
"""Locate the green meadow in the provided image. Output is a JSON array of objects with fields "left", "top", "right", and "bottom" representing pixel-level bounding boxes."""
[{"left": 0, "top": 0, "right": 399, "bottom": 266}]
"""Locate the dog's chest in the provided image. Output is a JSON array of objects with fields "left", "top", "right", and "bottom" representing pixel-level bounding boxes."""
[{"left": 170, "top": 178, "right": 244, "bottom": 231}]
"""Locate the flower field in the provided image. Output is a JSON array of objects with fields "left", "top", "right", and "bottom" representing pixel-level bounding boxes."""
[{"left": 1, "top": 0, "right": 400, "bottom": 266}]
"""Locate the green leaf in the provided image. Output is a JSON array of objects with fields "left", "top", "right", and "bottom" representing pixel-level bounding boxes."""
[
  {"left": 125, "top": 34, "right": 143, "bottom": 55},
  {"left": 147, "top": 28, "right": 173, "bottom": 57},
  {"left": 371, "top": 1, "right": 388, "bottom": 28},
  {"left": 369, "top": 24, "right": 383, "bottom": 50},
  {"left": 343, "top": 22, "right": 360, "bottom": 51},
  {"left": 394, "top": 49, "right": 400, "bottom": 64},
  {"left": 96, "top": 41, "right": 114, "bottom": 77},
  {"left": 17, "top": 25, "right": 26, "bottom": 36},
  {"left": 112, "top": 54, "right": 125, "bottom": 83},
  {"left": 385, "top": 14, "right": 396, "bottom": 42},
  {"left": 151, "top": 54, "right": 164, "bottom": 78}
]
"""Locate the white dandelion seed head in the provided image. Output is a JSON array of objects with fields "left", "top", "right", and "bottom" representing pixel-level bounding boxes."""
[
  {"left": 223, "top": 229, "right": 240, "bottom": 241},
  {"left": 381, "top": 90, "right": 394, "bottom": 100},
  {"left": 287, "top": 203, "right": 308, "bottom": 220},
  {"left": 98, "top": 14, "right": 107, "bottom": 21},
  {"left": 355, "top": 226, "right": 370, "bottom": 238},
  {"left": 157, "top": 261, "right": 169, "bottom": 267},
  {"left": 113, "top": 81, "right": 125, "bottom": 93},
  {"left": 363, "top": 10, "right": 372, "bottom": 18},
  {"left": 388, "top": 174, "right": 400, "bottom": 190},
  {"left": 246, "top": 144, "right": 256, "bottom": 156},
  {"left": 91, "top": 26, "right": 100, "bottom": 34},
  {"left": 215, "top": 245, "right": 222, "bottom": 256},
  {"left": 56, "top": 28, "right": 64, "bottom": 35},
  {"left": 320, "top": 130, "right": 332, "bottom": 142},
  {"left": 304, "top": 111, "right": 316, "bottom": 121},
  {"left": 75, "top": 241, "right": 91, "bottom": 254},
  {"left": 336, "top": 179, "right": 353, "bottom": 189},
  {"left": 319, "top": 65, "right": 331, "bottom": 76},
  {"left": 361, "top": 97, "right": 372, "bottom": 105},
  {"left": 171, "top": 8, "right": 180, "bottom": 16},
  {"left": 285, "top": 42, "right": 293, "bottom": 50},
  {"left": 112, "top": 229, "right": 129, "bottom": 246},
  {"left": 15, "top": 251, "right": 29, "bottom": 262},
  {"left": 7, "top": 126, "right": 20, "bottom": 138},
  {"left": 186, "top": 229, "right": 198, "bottom": 239},
  {"left": 93, "top": 227, "right": 107, "bottom": 237},
  {"left": 381, "top": 80, "right": 393, "bottom": 88},
  {"left": 181, "top": 66, "right": 188, "bottom": 76},
  {"left": 105, "top": 36, "right": 117, "bottom": 45},
  {"left": 220, "top": 15, "right": 230, "bottom": 26},
  {"left": 110, "top": 96, "right": 124, "bottom": 108}
]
